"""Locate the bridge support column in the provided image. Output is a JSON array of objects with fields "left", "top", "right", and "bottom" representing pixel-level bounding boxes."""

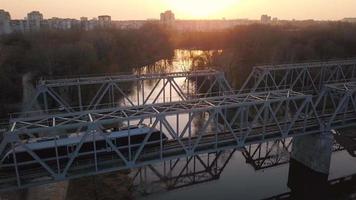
[
  {"left": 290, "top": 132, "right": 333, "bottom": 174},
  {"left": 287, "top": 158, "right": 329, "bottom": 199},
  {"left": 288, "top": 132, "right": 333, "bottom": 199}
]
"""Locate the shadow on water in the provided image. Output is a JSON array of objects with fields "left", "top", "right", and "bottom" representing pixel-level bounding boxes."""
[
  {"left": 133, "top": 131, "right": 356, "bottom": 200},
  {"left": 278, "top": 158, "right": 356, "bottom": 200},
  {"left": 63, "top": 131, "right": 356, "bottom": 200}
]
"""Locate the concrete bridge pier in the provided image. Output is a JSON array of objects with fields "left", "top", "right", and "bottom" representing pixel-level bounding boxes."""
[
  {"left": 291, "top": 132, "right": 333, "bottom": 174},
  {"left": 288, "top": 132, "right": 333, "bottom": 199}
]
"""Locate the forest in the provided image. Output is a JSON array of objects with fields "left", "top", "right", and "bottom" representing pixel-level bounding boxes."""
[
  {"left": 175, "top": 22, "right": 356, "bottom": 87},
  {"left": 1, "top": 21, "right": 356, "bottom": 118},
  {"left": 0, "top": 23, "right": 173, "bottom": 118}
]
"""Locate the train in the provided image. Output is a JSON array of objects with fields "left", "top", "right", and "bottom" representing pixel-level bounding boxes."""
[{"left": 1, "top": 125, "right": 167, "bottom": 169}]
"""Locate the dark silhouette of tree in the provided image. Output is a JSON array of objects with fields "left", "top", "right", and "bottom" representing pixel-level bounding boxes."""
[{"left": 0, "top": 23, "right": 174, "bottom": 117}]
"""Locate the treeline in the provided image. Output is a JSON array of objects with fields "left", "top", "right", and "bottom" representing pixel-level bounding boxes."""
[
  {"left": 178, "top": 22, "right": 356, "bottom": 87},
  {"left": 0, "top": 23, "right": 174, "bottom": 117},
  {"left": 1, "top": 22, "right": 356, "bottom": 118}
]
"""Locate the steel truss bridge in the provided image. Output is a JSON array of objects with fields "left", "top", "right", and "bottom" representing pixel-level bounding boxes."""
[
  {"left": 24, "top": 70, "right": 233, "bottom": 113},
  {"left": 1, "top": 60, "right": 356, "bottom": 191},
  {"left": 241, "top": 59, "right": 356, "bottom": 94}
]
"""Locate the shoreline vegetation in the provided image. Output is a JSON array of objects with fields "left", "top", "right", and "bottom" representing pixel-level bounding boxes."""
[
  {"left": 1, "top": 22, "right": 356, "bottom": 118},
  {"left": 0, "top": 23, "right": 174, "bottom": 118},
  {"left": 175, "top": 22, "right": 356, "bottom": 88}
]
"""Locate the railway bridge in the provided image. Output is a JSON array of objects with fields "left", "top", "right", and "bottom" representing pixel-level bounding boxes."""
[{"left": 1, "top": 59, "right": 356, "bottom": 191}]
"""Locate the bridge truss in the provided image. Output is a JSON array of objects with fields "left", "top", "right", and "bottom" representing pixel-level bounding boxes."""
[
  {"left": 23, "top": 70, "right": 233, "bottom": 114},
  {"left": 0, "top": 90, "right": 320, "bottom": 190},
  {"left": 241, "top": 59, "right": 356, "bottom": 94},
  {"left": 3, "top": 59, "right": 356, "bottom": 191},
  {"left": 314, "top": 81, "right": 356, "bottom": 129}
]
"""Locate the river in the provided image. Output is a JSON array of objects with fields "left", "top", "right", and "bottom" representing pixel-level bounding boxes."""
[
  {"left": 126, "top": 50, "right": 356, "bottom": 200},
  {"left": 1, "top": 49, "right": 356, "bottom": 200}
]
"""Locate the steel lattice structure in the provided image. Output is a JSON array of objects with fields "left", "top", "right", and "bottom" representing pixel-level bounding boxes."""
[
  {"left": 3, "top": 59, "right": 356, "bottom": 191},
  {"left": 237, "top": 61, "right": 356, "bottom": 172},
  {"left": 314, "top": 81, "right": 356, "bottom": 129},
  {"left": 241, "top": 139, "right": 344, "bottom": 171},
  {"left": 240, "top": 59, "right": 356, "bottom": 94},
  {"left": 23, "top": 70, "right": 233, "bottom": 114},
  {"left": 0, "top": 90, "right": 321, "bottom": 190},
  {"left": 131, "top": 150, "right": 235, "bottom": 194}
]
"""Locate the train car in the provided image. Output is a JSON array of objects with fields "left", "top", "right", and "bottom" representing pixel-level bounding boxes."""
[{"left": 0, "top": 125, "right": 167, "bottom": 170}]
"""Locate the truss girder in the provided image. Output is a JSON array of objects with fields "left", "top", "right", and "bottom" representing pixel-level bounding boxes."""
[
  {"left": 9, "top": 90, "right": 313, "bottom": 133},
  {"left": 0, "top": 90, "right": 320, "bottom": 190},
  {"left": 23, "top": 70, "right": 233, "bottom": 114},
  {"left": 241, "top": 60, "right": 356, "bottom": 94},
  {"left": 314, "top": 81, "right": 356, "bottom": 130}
]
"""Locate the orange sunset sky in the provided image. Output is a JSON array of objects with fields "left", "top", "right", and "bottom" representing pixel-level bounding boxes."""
[{"left": 0, "top": 0, "right": 355, "bottom": 20}]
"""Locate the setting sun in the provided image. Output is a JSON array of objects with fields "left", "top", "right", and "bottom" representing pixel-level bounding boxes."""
[{"left": 163, "top": 0, "right": 240, "bottom": 19}]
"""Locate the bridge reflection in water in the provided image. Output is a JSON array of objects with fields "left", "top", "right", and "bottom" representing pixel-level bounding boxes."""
[
  {"left": 130, "top": 135, "right": 355, "bottom": 199},
  {"left": 131, "top": 150, "right": 235, "bottom": 194},
  {"left": 241, "top": 138, "right": 345, "bottom": 171}
]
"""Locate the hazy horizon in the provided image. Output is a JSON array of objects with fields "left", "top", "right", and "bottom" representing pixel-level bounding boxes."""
[{"left": 1, "top": 0, "right": 356, "bottom": 21}]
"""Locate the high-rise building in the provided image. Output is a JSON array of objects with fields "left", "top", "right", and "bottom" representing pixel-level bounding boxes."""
[
  {"left": 98, "top": 15, "right": 111, "bottom": 27},
  {"left": 47, "top": 17, "right": 78, "bottom": 30},
  {"left": 160, "top": 10, "right": 175, "bottom": 26},
  {"left": 0, "top": 9, "right": 12, "bottom": 35},
  {"left": 27, "top": 11, "right": 44, "bottom": 31},
  {"left": 342, "top": 18, "right": 356, "bottom": 23},
  {"left": 261, "top": 14, "right": 272, "bottom": 24},
  {"left": 89, "top": 18, "right": 98, "bottom": 30},
  {"left": 80, "top": 17, "right": 90, "bottom": 30},
  {"left": 10, "top": 20, "right": 27, "bottom": 33}
]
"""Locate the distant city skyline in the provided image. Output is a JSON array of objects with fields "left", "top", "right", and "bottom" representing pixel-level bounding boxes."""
[{"left": 1, "top": 0, "right": 356, "bottom": 20}]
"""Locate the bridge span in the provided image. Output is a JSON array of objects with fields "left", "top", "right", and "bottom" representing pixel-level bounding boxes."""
[
  {"left": 241, "top": 59, "right": 356, "bottom": 94},
  {"left": 0, "top": 90, "right": 322, "bottom": 190},
  {"left": 1, "top": 60, "right": 356, "bottom": 191},
  {"left": 24, "top": 70, "right": 233, "bottom": 113}
]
